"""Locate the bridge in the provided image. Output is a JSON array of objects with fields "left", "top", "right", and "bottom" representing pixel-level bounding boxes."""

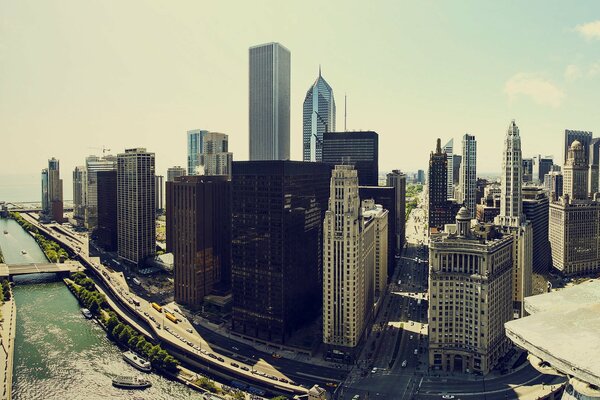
[{"left": 0, "top": 262, "right": 83, "bottom": 278}]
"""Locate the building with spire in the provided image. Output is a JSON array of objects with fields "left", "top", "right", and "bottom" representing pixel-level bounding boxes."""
[
  {"left": 494, "top": 120, "right": 533, "bottom": 318},
  {"left": 429, "top": 138, "right": 460, "bottom": 231},
  {"left": 303, "top": 67, "right": 336, "bottom": 162},
  {"left": 549, "top": 140, "right": 600, "bottom": 276}
]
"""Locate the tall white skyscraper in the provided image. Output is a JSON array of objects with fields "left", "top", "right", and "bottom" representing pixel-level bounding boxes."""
[
  {"left": 443, "top": 139, "right": 454, "bottom": 199},
  {"left": 494, "top": 120, "right": 532, "bottom": 318},
  {"left": 459, "top": 134, "right": 477, "bottom": 219},
  {"left": 117, "top": 148, "right": 156, "bottom": 266},
  {"left": 187, "top": 129, "right": 208, "bottom": 175},
  {"left": 249, "top": 42, "right": 290, "bottom": 161},
  {"left": 302, "top": 67, "right": 335, "bottom": 162}
]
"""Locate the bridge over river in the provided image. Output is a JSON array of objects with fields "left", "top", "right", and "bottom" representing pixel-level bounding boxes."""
[{"left": 0, "top": 261, "right": 83, "bottom": 278}]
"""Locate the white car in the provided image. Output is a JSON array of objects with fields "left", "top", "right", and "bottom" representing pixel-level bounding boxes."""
[
  {"left": 401, "top": 360, "right": 407, "bottom": 367},
  {"left": 441, "top": 396, "right": 455, "bottom": 399}
]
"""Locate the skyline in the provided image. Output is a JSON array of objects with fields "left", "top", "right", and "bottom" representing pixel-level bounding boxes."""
[{"left": 2, "top": 1, "right": 600, "bottom": 200}]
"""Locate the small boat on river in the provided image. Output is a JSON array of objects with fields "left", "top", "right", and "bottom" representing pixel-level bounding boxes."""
[
  {"left": 123, "top": 351, "right": 152, "bottom": 372},
  {"left": 112, "top": 375, "right": 151, "bottom": 389}
]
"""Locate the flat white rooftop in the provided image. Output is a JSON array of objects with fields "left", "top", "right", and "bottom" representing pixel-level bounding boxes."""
[{"left": 505, "top": 279, "right": 600, "bottom": 388}]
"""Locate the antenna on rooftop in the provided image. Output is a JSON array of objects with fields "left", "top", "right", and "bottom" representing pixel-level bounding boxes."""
[{"left": 344, "top": 93, "right": 347, "bottom": 131}]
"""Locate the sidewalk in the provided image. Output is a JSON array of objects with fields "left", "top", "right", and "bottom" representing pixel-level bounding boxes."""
[{"left": 0, "top": 287, "right": 16, "bottom": 400}]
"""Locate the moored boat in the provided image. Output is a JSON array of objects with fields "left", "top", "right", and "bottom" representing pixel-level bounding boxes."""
[
  {"left": 81, "top": 308, "right": 93, "bottom": 319},
  {"left": 123, "top": 350, "right": 152, "bottom": 372},
  {"left": 112, "top": 375, "right": 151, "bottom": 390}
]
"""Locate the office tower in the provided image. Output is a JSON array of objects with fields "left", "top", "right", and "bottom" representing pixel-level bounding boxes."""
[
  {"left": 187, "top": 129, "right": 208, "bottom": 175},
  {"left": 476, "top": 184, "right": 501, "bottom": 223},
  {"left": 85, "top": 154, "right": 117, "bottom": 230},
  {"left": 231, "top": 161, "right": 330, "bottom": 343},
  {"left": 249, "top": 42, "right": 290, "bottom": 161},
  {"left": 41, "top": 169, "right": 49, "bottom": 214},
  {"left": 522, "top": 187, "right": 551, "bottom": 273},
  {"left": 72, "top": 166, "right": 87, "bottom": 226},
  {"left": 362, "top": 200, "right": 389, "bottom": 300},
  {"left": 359, "top": 186, "right": 396, "bottom": 276},
  {"left": 167, "top": 166, "right": 186, "bottom": 182},
  {"left": 428, "top": 208, "right": 513, "bottom": 374},
  {"left": 322, "top": 131, "right": 379, "bottom": 186},
  {"left": 47, "top": 158, "right": 63, "bottom": 222},
  {"left": 459, "top": 134, "right": 477, "bottom": 219},
  {"left": 202, "top": 132, "right": 233, "bottom": 177},
  {"left": 386, "top": 170, "right": 407, "bottom": 254},
  {"left": 452, "top": 155, "right": 462, "bottom": 185},
  {"left": 155, "top": 175, "right": 164, "bottom": 212},
  {"left": 303, "top": 68, "right": 336, "bottom": 162},
  {"left": 549, "top": 141, "right": 600, "bottom": 276},
  {"left": 96, "top": 170, "right": 118, "bottom": 251},
  {"left": 544, "top": 171, "right": 563, "bottom": 201},
  {"left": 417, "top": 170, "right": 425, "bottom": 185},
  {"left": 589, "top": 138, "right": 600, "bottom": 195},
  {"left": 494, "top": 121, "right": 532, "bottom": 318},
  {"left": 117, "top": 148, "right": 156, "bottom": 266},
  {"left": 323, "top": 165, "right": 386, "bottom": 350},
  {"left": 522, "top": 158, "right": 533, "bottom": 183},
  {"left": 443, "top": 139, "right": 454, "bottom": 199},
  {"left": 564, "top": 130, "right": 592, "bottom": 164},
  {"left": 537, "top": 156, "right": 554, "bottom": 183},
  {"left": 167, "top": 176, "right": 231, "bottom": 308},
  {"left": 428, "top": 138, "right": 452, "bottom": 230}
]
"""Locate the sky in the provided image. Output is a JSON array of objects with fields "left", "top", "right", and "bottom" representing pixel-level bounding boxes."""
[{"left": 1, "top": 1, "right": 600, "bottom": 200}]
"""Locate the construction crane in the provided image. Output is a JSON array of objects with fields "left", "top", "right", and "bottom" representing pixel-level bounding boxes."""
[{"left": 87, "top": 146, "right": 111, "bottom": 155}]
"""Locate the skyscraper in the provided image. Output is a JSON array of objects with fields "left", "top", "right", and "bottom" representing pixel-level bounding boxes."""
[
  {"left": 428, "top": 138, "right": 451, "bottom": 230},
  {"left": 96, "top": 170, "right": 118, "bottom": 252},
  {"left": 322, "top": 131, "right": 379, "bottom": 186},
  {"left": 589, "top": 138, "right": 600, "bottom": 195},
  {"left": 155, "top": 175, "right": 164, "bottom": 212},
  {"left": 429, "top": 208, "right": 513, "bottom": 374},
  {"left": 47, "top": 157, "right": 63, "bottom": 222},
  {"left": 231, "top": 161, "right": 330, "bottom": 343},
  {"left": 167, "top": 176, "right": 231, "bottom": 308},
  {"left": 537, "top": 156, "right": 554, "bottom": 183},
  {"left": 549, "top": 141, "right": 600, "bottom": 276},
  {"left": 564, "top": 130, "right": 592, "bottom": 164},
  {"left": 85, "top": 154, "right": 117, "bottom": 230},
  {"left": 443, "top": 139, "right": 454, "bottom": 199},
  {"left": 187, "top": 129, "right": 208, "bottom": 175},
  {"left": 522, "top": 187, "right": 551, "bottom": 273},
  {"left": 117, "top": 148, "right": 156, "bottom": 266},
  {"left": 167, "top": 166, "right": 186, "bottom": 182},
  {"left": 386, "top": 170, "right": 406, "bottom": 254},
  {"left": 72, "top": 166, "right": 86, "bottom": 226},
  {"left": 459, "top": 134, "right": 477, "bottom": 219},
  {"left": 522, "top": 158, "right": 533, "bottom": 183},
  {"left": 249, "top": 42, "right": 290, "bottom": 161},
  {"left": 494, "top": 120, "right": 532, "bottom": 318},
  {"left": 202, "top": 132, "right": 233, "bottom": 178},
  {"left": 41, "top": 168, "right": 48, "bottom": 214},
  {"left": 302, "top": 68, "right": 336, "bottom": 162}
]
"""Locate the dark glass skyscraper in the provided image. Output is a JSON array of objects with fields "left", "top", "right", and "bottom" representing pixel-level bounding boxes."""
[
  {"left": 167, "top": 175, "right": 231, "bottom": 308},
  {"left": 96, "top": 170, "right": 118, "bottom": 252},
  {"left": 428, "top": 138, "right": 451, "bottom": 230},
  {"left": 322, "top": 131, "right": 378, "bottom": 186},
  {"left": 231, "top": 161, "right": 331, "bottom": 343}
]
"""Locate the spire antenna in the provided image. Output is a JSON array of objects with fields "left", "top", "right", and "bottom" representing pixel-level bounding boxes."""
[
  {"left": 344, "top": 93, "right": 347, "bottom": 131},
  {"left": 319, "top": 64, "right": 321, "bottom": 77}
]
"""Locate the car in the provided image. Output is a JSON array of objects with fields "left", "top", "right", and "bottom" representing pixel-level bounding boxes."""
[
  {"left": 371, "top": 367, "right": 377, "bottom": 374},
  {"left": 271, "top": 353, "right": 282, "bottom": 359},
  {"left": 352, "top": 395, "right": 361, "bottom": 400},
  {"left": 241, "top": 366, "right": 249, "bottom": 371},
  {"left": 414, "top": 349, "right": 418, "bottom": 355},
  {"left": 401, "top": 360, "right": 407, "bottom": 367},
  {"left": 410, "top": 335, "right": 413, "bottom": 339},
  {"left": 186, "top": 328, "right": 193, "bottom": 333},
  {"left": 232, "top": 346, "right": 240, "bottom": 351},
  {"left": 279, "top": 378, "right": 288, "bottom": 383},
  {"left": 326, "top": 382, "right": 338, "bottom": 388},
  {"left": 441, "top": 396, "right": 455, "bottom": 399},
  {"left": 230, "top": 362, "right": 239, "bottom": 367}
]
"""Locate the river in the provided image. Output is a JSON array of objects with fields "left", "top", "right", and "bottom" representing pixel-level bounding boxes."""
[{"left": 0, "top": 218, "right": 200, "bottom": 399}]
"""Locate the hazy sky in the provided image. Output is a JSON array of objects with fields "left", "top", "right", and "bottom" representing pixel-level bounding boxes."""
[{"left": 2, "top": 1, "right": 600, "bottom": 199}]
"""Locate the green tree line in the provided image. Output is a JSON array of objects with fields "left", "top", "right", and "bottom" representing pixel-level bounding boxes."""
[
  {"left": 10, "top": 212, "right": 69, "bottom": 262},
  {"left": 1, "top": 279, "right": 11, "bottom": 301}
]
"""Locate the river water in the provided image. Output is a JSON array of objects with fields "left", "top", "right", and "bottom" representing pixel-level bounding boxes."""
[{"left": 0, "top": 218, "right": 200, "bottom": 399}]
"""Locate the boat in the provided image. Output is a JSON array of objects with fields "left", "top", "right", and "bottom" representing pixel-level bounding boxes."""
[
  {"left": 21, "top": 250, "right": 27, "bottom": 254},
  {"left": 3, "top": 230, "right": 7, "bottom": 234},
  {"left": 123, "top": 351, "right": 152, "bottom": 372},
  {"left": 81, "top": 308, "right": 93, "bottom": 319},
  {"left": 111, "top": 375, "right": 151, "bottom": 390}
]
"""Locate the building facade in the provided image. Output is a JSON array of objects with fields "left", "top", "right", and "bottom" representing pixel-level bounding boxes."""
[
  {"left": 167, "top": 166, "right": 186, "bottom": 182},
  {"left": 187, "top": 129, "right": 208, "bottom": 175},
  {"left": 428, "top": 208, "right": 513, "bottom": 375},
  {"left": 85, "top": 154, "right": 117, "bottom": 230},
  {"left": 386, "top": 170, "right": 406, "bottom": 254},
  {"left": 231, "top": 161, "right": 330, "bottom": 343},
  {"left": 249, "top": 43, "right": 290, "bottom": 161},
  {"left": 443, "top": 139, "right": 454, "bottom": 199},
  {"left": 590, "top": 138, "right": 600, "bottom": 195},
  {"left": 46, "top": 157, "right": 64, "bottom": 222},
  {"left": 564, "top": 130, "right": 592, "bottom": 164},
  {"left": 167, "top": 175, "right": 231, "bottom": 308},
  {"left": 522, "top": 187, "right": 551, "bottom": 274},
  {"left": 459, "top": 134, "right": 477, "bottom": 219},
  {"left": 155, "top": 175, "right": 164, "bottom": 212},
  {"left": 96, "top": 170, "right": 118, "bottom": 252},
  {"left": 429, "top": 138, "right": 455, "bottom": 230},
  {"left": 72, "top": 166, "right": 87, "bottom": 226},
  {"left": 202, "top": 132, "right": 233, "bottom": 177},
  {"left": 303, "top": 68, "right": 336, "bottom": 162},
  {"left": 322, "top": 131, "right": 379, "bottom": 186},
  {"left": 117, "top": 148, "right": 156, "bottom": 266}
]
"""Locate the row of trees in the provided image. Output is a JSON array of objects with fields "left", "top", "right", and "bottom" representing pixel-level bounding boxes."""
[
  {"left": 9, "top": 212, "right": 39, "bottom": 234},
  {"left": 1, "top": 279, "right": 11, "bottom": 301},
  {"left": 9, "top": 212, "right": 69, "bottom": 262},
  {"left": 105, "top": 313, "right": 179, "bottom": 372},
  {"left": 68, "top": 271, "right": 179, "bottom": 373}
]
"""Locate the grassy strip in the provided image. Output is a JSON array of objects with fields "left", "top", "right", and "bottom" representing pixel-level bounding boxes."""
[
  {"left": 9, "top": 212, "right": 69, "bottom": 262},
  {"left": 67, "top": 271, "right": 179, "bottom": 373}
]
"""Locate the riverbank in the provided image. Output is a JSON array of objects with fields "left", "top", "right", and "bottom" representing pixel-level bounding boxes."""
[
  {"left": 8, "top": 212, "right": 66, "bottom": 263},
  {"left": 0, "top": 283, "right": 15, "bottom": 400}
]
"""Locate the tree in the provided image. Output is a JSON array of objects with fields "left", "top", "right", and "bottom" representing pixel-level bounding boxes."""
[
  {"left": 112, "top": 323, "right": 124, "bottom": 338},
  {"left": 106, "top": 315, "right": 119, "bottom": 332}
]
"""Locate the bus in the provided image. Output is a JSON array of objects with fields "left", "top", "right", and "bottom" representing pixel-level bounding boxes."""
[
  {"left": 151, "top": 302, "right": 163, "bottom": 312},
  {"left": 165, "top": 312, "right": 178, "bottom": 323}
]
